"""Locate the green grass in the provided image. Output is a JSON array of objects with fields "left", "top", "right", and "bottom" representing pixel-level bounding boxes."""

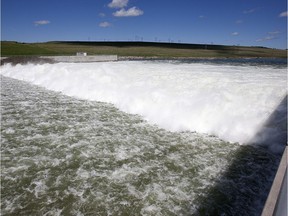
[
  {"left": 1, "top": 42, "right": 56, "bottom": 56},
  {"left": 1, "top": 41, "right": 287, "bottom": 58}
]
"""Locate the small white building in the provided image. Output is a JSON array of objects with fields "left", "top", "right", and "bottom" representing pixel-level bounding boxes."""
[{"left": 76, "top": 52, "right": 87, "bottom": 56}]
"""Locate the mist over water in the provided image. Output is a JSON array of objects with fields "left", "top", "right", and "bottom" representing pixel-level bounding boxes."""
[
  {"left": 1, "top": 59, "right": 287, "bottom": 215},
  {"left": 1, "top": 60, "right": 286, "bottom": 147}
]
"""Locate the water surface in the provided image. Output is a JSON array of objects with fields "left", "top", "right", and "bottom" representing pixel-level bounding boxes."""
[{"left": 1, "top": 59, "right": 286, "bottom": 215}]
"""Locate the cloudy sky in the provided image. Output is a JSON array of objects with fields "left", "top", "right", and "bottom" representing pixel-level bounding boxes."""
[{"left": 1, "top": 0, "right": 287, "bottom": 49}]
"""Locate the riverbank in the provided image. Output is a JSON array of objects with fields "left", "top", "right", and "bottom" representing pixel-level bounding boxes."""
[
  {"left": 2, "top": 41, "right": 287, "bottom": 58},
  {"left": 2, "top": 55, "right": 287, "bottom": 67},
  {"left": 0, "top": 56, "right": 55, "bottom": 65},
  {"left": 0, "top": 55, "right": 117, "bottom": 65}
]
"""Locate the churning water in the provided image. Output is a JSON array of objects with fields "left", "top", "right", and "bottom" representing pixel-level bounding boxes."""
[{"left": 1, "top": 59, "right": 287, "bottom": 215}]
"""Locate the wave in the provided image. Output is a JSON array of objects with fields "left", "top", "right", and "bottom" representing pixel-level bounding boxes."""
[{"left": 1, "top": 61, "right": 286, "bottom": 149}]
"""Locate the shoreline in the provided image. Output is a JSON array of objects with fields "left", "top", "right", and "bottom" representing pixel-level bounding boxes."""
[
  {"left": 117, "top": 56, "right": 286, "bottom": 61},
  {"left": 1, "top": 55, "right": 287, "bottom": 65}
]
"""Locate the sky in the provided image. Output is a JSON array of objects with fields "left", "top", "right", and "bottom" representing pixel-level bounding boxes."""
[{"left": 1, "top": 0, "right": 287, "bottom": 49}]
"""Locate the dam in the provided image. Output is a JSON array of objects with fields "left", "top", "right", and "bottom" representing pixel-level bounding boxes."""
[{"left": 1, "top": 58, "right": 286, "bottom": 215}]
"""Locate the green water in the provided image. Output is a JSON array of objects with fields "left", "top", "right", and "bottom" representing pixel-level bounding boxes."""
[{"left": 1, "top": 76, "right": 280, "bottom": 215}]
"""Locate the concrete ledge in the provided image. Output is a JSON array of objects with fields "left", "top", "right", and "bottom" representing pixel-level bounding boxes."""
[
  {"left": 261, "top": 146, "right": 287, "bottom": 216},
  {"left": 41, "top": 55, "right": 118, "bottom": 62}
]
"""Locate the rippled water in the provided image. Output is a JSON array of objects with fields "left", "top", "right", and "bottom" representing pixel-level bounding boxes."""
[{"left": 1, "top": 59, "right": 286, "bottom": 215}]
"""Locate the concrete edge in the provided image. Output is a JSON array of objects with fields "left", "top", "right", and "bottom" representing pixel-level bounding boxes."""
[
  {"left": 261, "top": 146, "right": 287, "bottom": 216},
  {"left": 40, "top": 55, "right": 118, "bottom": 62}
]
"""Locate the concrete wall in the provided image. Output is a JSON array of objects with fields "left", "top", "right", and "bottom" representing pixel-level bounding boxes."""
[
  {"left": 41, "top": 55, "right": 118, "bottom": 62},
  {"left": 261, "top": 146, "right": 287, "bottom": 216}
]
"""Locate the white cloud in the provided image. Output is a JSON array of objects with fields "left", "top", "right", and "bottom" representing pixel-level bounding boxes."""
[
  {"left": 279, "top": 11, "right": 288, "bottom": 17},
  {"left": 99, "top": 22, "right": 112, "bottom": 27},
  {"left": 113, "top": 7, "right": 144, "bottom": 17},
  {"left": 34, "top": 20, "right": 50, "bottom": 26},
  {"left": 108, "top": 0, "right": 128, "bottom": 8},
  {"left": 99, "top": 13, "right": 106, "bottom": 17},
  {"left": 268, "top": 31, "right": 280, "bottom": 35},
  {"left": 231, "top": 32, "right": 239, "bottom": 36},
  {"left": 256, "top": 36, "right": 275, "bottom": 42},
  {"left": 235, "top": 20, "right": 243, "bottom": 24},
  {"left": 256, "top": 31, "right": 280, "bottom": 42}
]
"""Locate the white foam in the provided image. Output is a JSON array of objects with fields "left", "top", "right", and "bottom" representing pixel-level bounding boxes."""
[{"left": 1, "top": 61, "right": 286, "bottom": 145}]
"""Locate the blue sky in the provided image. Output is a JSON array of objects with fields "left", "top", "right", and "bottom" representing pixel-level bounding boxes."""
[{"left": 1, "top": 0, "right": 287, "bottom": 49}]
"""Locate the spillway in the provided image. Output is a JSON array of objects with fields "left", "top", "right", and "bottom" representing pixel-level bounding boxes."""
[{"left": 1, "top": 58, "right": 286, "bottom": 215}]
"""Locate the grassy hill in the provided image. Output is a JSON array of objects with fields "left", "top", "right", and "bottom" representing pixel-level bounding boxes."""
[{"left": 1, "top": 41, "right": 287, "bottom": 58}]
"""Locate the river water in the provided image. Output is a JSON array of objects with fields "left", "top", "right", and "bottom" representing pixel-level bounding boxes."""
[{"left": 1, "top": 58, "right": 287, "bottom": 215}]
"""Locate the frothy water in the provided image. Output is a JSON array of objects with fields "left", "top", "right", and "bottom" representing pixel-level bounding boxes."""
[
  {"left": 1, "top": 60, "right": 286, "bottom": 146},
  {"left": 1, "top": 59, "right": 286, "bottom": 215}
]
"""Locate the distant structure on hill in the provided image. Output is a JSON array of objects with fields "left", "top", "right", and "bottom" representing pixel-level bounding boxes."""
[{"left": 76, "top": 52, "right": 87, "bottom": 56}]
